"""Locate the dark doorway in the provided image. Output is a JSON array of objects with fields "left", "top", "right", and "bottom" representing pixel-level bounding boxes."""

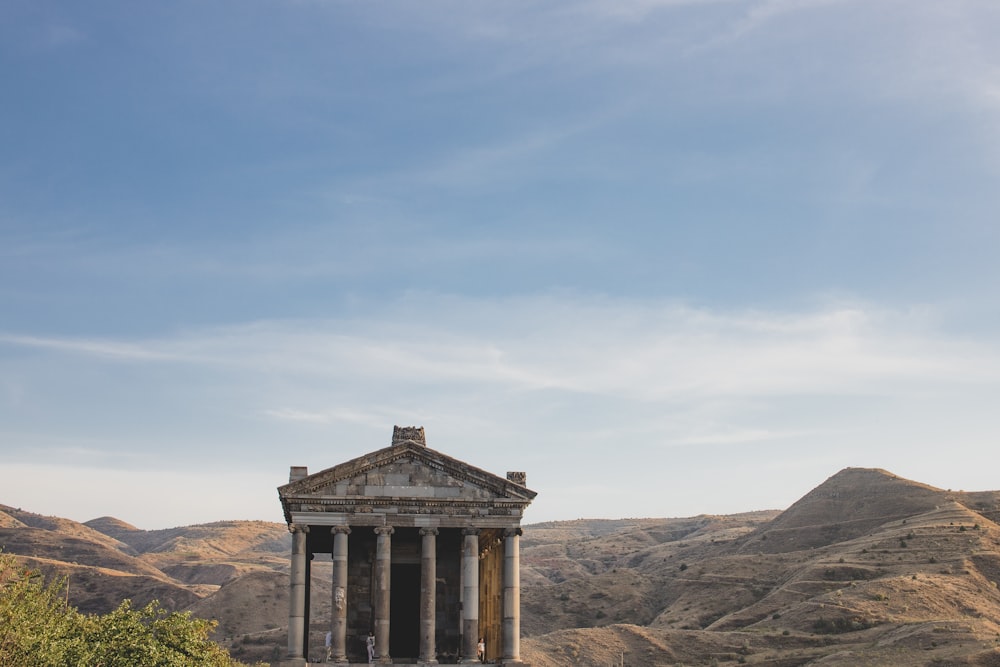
[{"left": 390, "top": 563, "right": 421, "bottom": 658}]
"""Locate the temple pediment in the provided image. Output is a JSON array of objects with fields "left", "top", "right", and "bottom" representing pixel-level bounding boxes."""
[{"left": 277, "top": 427, "right": 536, "bottom": 526}]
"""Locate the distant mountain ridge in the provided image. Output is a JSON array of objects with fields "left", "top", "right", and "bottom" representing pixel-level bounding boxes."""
[{"left": 4, "top": 468, "right": 1000, "bottom": 665}]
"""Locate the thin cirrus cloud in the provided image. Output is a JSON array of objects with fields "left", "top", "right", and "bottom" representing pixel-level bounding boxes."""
[
  {"left": 2, "top": 294, "right": 998, "bottom": 527},
  {"left": 2, "top": 296, "right": 987, "bottom": 403},
  {"left": 0, "top": 333, "right": 183, "bottom": 362}
]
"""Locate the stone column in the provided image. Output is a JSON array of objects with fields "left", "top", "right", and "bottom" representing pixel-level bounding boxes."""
[
  {"left": 374, "top": 526, "right": 394, "bottom": 664},
  {"left": 331, "top": 526, "right": 351, "bottom": 663},
  {"left": 503, "top": 527, "right": 524, "bottom": 663},
  {"left": 286, "top": 524, "right": 309, "bottom": 663},
  {"left": 305, "top": 554, "right": 312, "bottom": 660},
  {"left": 461, "top": 528, "right": 480, "bottom": 664},
  {"left": 419, "top": 528, "right": 439, "bottom": 664}
]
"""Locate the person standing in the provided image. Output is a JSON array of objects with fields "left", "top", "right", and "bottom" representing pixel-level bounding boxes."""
[
  {"left": 324, "top": 631, "right": 332, "bottom": 662},
  {"left": 366, "top": 631, "right": 376, "bottom": 664},
  {"left": 477, "top": 637, "right": 486, "bottom": 663}
]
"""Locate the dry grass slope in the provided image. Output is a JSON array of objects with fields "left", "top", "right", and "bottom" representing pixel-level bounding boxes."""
[
  {"left": 520, "top": 468, "right": 1000, "bottom": 666},
  {"left": 4, "top": 467, "right": 1000, "bottom": 665}
]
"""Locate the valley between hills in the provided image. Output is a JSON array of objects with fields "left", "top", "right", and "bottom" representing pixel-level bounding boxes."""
[{"left": 4, "top": 467, "right": 1000, "bottom": 666}]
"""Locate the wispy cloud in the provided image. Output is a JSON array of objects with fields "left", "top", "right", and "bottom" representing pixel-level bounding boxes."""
[
  {"left": 573, "top": 0, "right": 743, "bottom": 22},
  {"left": 2, "top": 296, "right": 992, "bottom": 402},
  {"left": 4, "top": 294, "right": 1000, "bottom": 525},
  {"left": 0, "top": 333, "right": 182, "bottom": 362},
  {"left": 700, "top": 0, "right": 847, "bottom": 49},
  {"left": 262, "top": 406, "right": 406, "bottom": 429}
]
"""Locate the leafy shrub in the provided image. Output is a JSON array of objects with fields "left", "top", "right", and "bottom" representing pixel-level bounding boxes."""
[{"left": 0, "top": 553, "right": 258, "bottom": 667}]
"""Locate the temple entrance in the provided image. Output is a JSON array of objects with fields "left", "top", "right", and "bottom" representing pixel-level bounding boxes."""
[{"left": 390, "top": 563, "right": 421, "bottom": 658}]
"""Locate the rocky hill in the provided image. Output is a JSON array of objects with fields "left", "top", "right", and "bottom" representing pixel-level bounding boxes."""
[
  {"left": 518, "top": 468, "right": 1000, "bottom": 666},
  {"left": 4, "top": 468, "right": 1000, "bottom": 665}
]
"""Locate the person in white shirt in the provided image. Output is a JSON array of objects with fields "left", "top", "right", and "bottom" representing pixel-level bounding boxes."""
[{"left": 366, "top": 631, "right": 376, "bottom": 664}]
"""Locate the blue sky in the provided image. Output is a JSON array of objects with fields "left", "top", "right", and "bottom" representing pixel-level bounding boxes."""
[{"left": 2, "top": 0, "right": 1000, "bottom": 529}]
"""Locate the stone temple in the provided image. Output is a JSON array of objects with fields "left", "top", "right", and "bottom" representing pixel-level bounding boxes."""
[{"left": 277, "top": 426, "right": 537, "bottom": 665}]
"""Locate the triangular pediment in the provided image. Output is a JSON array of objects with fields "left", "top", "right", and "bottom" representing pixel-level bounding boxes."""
[{"left": 277, "top": 438, "right": 536, "bottom": 524}]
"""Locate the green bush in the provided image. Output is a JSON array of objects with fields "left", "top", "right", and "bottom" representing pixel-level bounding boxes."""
[
  {"left": 0, "top": 553, "right": 259, "bottom": 667},
  {"left": 0, "top": 555, "right": 86, "bottom": 665}
]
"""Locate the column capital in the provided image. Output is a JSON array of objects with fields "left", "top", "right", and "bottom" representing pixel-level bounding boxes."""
[
  {"left": 504, "top": 527, "right": 523, "bottom": 538},
  {"left": 374, "top": 526, "right": 395, "bottom": 536},
  {"left": 331, "top": 526, "right": 352, "bottom": 535},
  {"left": 462, "top": 527, "right": 481, "bottom": 537},
  {"left": 419, "top": 527, "right": 439, "bottom": 537},
  {"left": 288, "top": 523, "right": 310, "bottom": 534}
]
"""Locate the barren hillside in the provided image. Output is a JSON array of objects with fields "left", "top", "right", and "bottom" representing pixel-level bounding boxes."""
[
  {"left": 4, "top": 467, "right": 1000, "bottom": 665},
  {"left": 520, "top": 468, "right": 1000, "bottom": 666}
]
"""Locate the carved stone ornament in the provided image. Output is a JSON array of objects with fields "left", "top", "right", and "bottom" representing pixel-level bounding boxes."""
[
  {"left": 392, "top": 425, "right": 426, "bottom": 446},
  {"left": 507, "top": 471, "right": 527, "bottom": 486}
]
